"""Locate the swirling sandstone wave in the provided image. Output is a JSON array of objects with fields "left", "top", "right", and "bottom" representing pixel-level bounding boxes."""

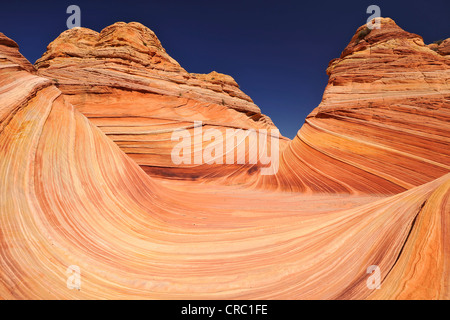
[
  {"left": 35, "top": 19, "right": 450, "bottom": 194},
  {"left": 264, "top": 18, "right": 450, "bottom": 194},
  {"left": 35, "top": 22, "right": 285, "bottom": 181},
  {"left": 0, "top": 17, "right": 449, "bottom": 299}
]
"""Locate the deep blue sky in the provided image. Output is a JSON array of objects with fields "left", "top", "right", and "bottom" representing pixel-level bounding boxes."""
[{"left": 1, "top": 0, "right": 449, "bottom": 138}]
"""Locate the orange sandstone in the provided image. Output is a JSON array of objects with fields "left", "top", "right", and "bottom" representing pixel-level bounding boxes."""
[{"left": 0, "top": 18, "right": 449, "bottom": 299}]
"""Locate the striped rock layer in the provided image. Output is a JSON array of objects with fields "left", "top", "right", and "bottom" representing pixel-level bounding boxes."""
[
  {"left": 35, "top": 19, "right": 450, "bottom": 195},
  {"left": 35, "top": 22, "right": 285, "bottom": 180},
  {"left": 0, "top": 17, "right": 449, "bottom": 299},
  {"left": 260, "top": 18, "right": 450, "bottom": 194}
]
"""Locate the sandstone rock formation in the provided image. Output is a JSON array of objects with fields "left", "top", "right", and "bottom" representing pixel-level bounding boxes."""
[
  {"left": 35, "top": 22, "right": 283, "bottom": 180},
  {"left": 35, "top": 19, "right": 450, "bottom": 195},
  {"left": 0, "top": 18, "right": 449, "bottom": 299},
  {"left": 265, "top": 18, "right": 450, "bottom": 194},
  {"left": 428, "top": 38, "right": 450, "bottom": 56}
]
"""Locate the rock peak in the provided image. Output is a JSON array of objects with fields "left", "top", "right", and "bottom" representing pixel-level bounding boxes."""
[
  {"left": 339, "top": 17, "right": 423, "bottom": 59},
  {"left": 97, "top": 21, "right": 166, "bottom": 53},
  {"left": 0, "top": 32, "right": 35, "bottom": 73},
  {"left": 35, "top": 21, "right": 180, "bottom": 69},
  {"left": 0, "top": 32, "right": 19, "bottom": 48}
]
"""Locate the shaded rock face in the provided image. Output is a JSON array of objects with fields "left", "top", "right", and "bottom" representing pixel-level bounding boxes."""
[
  {"left": 0, "top": 32, "right": 35, "bottom": 73},
  {"left": 428, "top": 38, "right": 450, "bottom": 56},
  {"left": 1, "top": 19, "right": 450, "bottom": 299}
]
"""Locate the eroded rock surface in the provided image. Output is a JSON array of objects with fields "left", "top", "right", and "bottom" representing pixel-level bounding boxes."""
[{"left": 0, "top": 18, "right": 449, "bottom": 299}]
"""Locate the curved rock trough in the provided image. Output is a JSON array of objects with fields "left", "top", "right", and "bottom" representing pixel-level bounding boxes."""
[{"left": 0, "top": 18, "right": 449, "bottom": 299}]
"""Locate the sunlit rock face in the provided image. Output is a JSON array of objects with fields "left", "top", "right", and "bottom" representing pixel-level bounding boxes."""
[
  {"left": 35, "top": 19, "right": 449, "bottom": 194},
  {"left": 265, "top": 18, "right": 450, "bottom": 194},
  {"left": 0, "top": 18, "right": 449, "bottom": 299},
  {"left": 34, "top": 22, "right": 284, "bottom": 181}
]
